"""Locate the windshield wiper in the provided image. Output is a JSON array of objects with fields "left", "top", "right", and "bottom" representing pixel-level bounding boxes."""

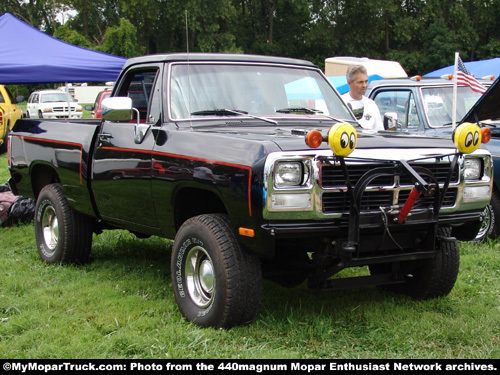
[
  {"left": 191, "top": 108, "right": 277, "bottom": 125},
  {"left": 191, "top": 109, "right": 248, "bottom": 116},
  {"left": 276, "top": 107, "right": 323, "bottom": 114}
]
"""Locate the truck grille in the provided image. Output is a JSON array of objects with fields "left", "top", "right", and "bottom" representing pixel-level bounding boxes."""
[
  {"left": 322, "top": 189, "right": 457, "bottom": 213},
  {"left": 53, "top": 106, "right": 76, "bottom": 113},
  {"left": 320, "top": 162, "right": 459, "bottom": 213},
  {"left": 321, "top": 162, "right": 458, "bottom": 188}
]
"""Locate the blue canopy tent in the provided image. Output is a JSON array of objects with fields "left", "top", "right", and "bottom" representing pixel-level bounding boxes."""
[
  {"left": 423, "top": 57, "right": 500, "bottom": 79},
  {"left": 0, "top": 13, "right": 126, "bottom": 84},
  {"left": 328, "top": 74, "right": 384, "bottom": 94}
]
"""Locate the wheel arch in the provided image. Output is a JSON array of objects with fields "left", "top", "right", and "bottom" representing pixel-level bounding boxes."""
[
  {"left": 173, "top": 187, "right": 228, "bottom": 231},
  {"left": 31, "top": 163, "right": 61, "bottom": 198}
]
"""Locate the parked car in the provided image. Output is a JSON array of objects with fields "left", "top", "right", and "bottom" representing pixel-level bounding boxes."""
[
  {"left": 0, "top": 84, "right": 23, "bottom": 153},
  {"left": 367, "top": 76, "right": 498, "bottom": 242},
  {"left": 87, "top": 90, "right": 112, "bottom": 119},
  {"left": 26, "top": 89, "right": 82, "bottom": 119}
]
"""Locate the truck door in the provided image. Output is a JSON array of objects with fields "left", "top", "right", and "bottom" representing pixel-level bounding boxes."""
[
  {"left": 92, "top": 66, "right": 162, "bottom": 233},
  {"left": 371, "top": 88, "right": 423, "bottom": 132}
]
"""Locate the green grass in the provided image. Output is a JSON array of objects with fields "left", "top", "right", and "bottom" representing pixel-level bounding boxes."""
[{"left": 1, "top": 152, "right": 499, "bottom": 359}]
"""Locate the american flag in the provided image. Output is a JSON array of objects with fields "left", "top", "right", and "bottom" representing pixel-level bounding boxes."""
[{"left": 456, "top": 56, "right": 487, "bottom": 94}]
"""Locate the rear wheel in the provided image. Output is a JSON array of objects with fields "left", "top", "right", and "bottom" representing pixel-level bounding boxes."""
[
  {"left": 34, "top": 183, "right": 93, "bottom": 264},
  {"left": 171, "top": 214, "right": 262, "bottom": 328}
]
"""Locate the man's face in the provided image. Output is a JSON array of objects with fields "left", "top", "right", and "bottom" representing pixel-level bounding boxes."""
[{"left": 348, "top": 72, "right": 368, "bottom": 99}]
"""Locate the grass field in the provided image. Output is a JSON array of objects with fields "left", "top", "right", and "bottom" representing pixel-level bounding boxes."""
[{"left": 1, "top": 152, "right": 499, "bottom": 359}]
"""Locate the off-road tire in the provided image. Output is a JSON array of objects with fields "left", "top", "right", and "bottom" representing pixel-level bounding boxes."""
[
  {"left": 34, "top": 183, "right": 93, "bottom": 264},
  {"left": 171, "top": 214, "right": 262, "bottom": 328},
  {"left": 370, "top": 227, "right": 459, "bottom": 299}
]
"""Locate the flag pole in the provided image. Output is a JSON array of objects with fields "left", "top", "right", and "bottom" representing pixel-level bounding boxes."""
[{"left": 452, "top": 52, "right": 459, "bottom": 129}]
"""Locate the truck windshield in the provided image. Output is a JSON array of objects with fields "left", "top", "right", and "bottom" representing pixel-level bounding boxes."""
[
  {"left": 421, "top": 86, "right": 484, "bottom": 127},
  {"left": 169, "top": 63, "right": 352, "bottom": 121}
]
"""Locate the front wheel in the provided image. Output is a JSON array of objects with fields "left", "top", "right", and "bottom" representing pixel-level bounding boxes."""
[
  {"left": 475, "top": 190, "right": 500, "bottom": 242},
  {"left": 171, "top": 214, "right": 262, "bottom": 328},
  {"left": 370, "top": 227, "right": 459, "bottom": 299},
  {"left": 34, "top": 184, "right": 93, "bottom": 264}
]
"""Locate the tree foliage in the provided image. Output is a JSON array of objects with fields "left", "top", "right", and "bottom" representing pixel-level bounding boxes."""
[{"left": 2, "top": 0, "right": 500, "bottom": 75}]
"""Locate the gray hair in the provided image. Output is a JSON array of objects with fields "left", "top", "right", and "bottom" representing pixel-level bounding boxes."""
[{"left": 346, "top": 64, "right": 367, "bottom": 82}]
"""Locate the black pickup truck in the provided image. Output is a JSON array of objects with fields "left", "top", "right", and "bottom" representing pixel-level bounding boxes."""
[{"left": 8, "top": 53, "right": 493, "bottom": 328}]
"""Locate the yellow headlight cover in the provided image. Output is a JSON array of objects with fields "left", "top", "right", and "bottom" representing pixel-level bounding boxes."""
[
  {"left": 328, "top": 122, "right": 357, "bottom": 157},
  {"left": 453, "top": 122, "right": 481, "bottom": 154}
]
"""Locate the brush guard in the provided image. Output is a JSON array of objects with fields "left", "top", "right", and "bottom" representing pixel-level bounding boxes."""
[{"left": 308, "top": 153, "right": 459, "bottom": 290}]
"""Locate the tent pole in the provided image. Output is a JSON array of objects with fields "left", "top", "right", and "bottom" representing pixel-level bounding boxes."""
[{"left": 65, "top": 82, "right": 72, "bottom": 118}]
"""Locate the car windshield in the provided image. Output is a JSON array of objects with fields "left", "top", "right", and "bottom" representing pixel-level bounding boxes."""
[
  {"left": 421, "top": 86, "right": 483, "bottom": 127},
  {"left": 41, "top": 92, "right": 74, "bottom": 103},
  {"left": 169, "top": 63, "right": 352, "bottom": 121}
]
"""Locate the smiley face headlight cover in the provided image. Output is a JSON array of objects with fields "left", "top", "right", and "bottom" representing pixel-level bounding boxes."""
[
  {"left": 328, "top": 122, "right": 357, "bottom": 157},
  {"left": 453, "top": 122, "right": 481, "bottom": 154}
]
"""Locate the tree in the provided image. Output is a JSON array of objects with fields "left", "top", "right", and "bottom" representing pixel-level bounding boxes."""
[
  {"left": 98, "top": 17, "right": 144, "bottom": 57},
  {"left": 53, "top": 24, "right": 91, "bottom": 48},
  {"left": 1, "top": 0, "right": 65, "bottom": 34}
]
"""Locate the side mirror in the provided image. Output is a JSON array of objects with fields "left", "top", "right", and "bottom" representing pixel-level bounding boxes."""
[
  {"left": 384, "top": 112, "right": 398, "bottom": 130},
  {"left": 101, "top": 97, "right": 133, "bottom": 121},
  {"left": 347, "top": 101, "right": 364, "bottom": 120}
]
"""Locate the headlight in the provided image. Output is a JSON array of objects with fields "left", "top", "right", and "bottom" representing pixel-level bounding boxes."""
[
  {"left": 464, "top": 158, "right": 482, "bottom": 180},
  {"left": 275, "top": 161, "right": 303, "bottom": 187}
]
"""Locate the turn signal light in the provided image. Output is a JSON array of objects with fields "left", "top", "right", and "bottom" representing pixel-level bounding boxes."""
[
  {"left": 481, "top": 127, "right": 491, "bottom": 143},
  {"left": 441, "top": 74, "right": 454, "bottom": 80},
  {"left": 239, "top": 227, "right": 255, "bottom": 237},
  {"left": 305, "top": 129, "right": 324, "bottom": 148}
]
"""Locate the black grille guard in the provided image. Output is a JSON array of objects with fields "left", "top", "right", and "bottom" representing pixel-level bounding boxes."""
[{"left": 329, "top": 152, "right": 460, "bottom": 254}]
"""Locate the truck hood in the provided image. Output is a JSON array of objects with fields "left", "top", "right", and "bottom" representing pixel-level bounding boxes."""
[
  {"left": 462, "top": 76, "right": 500, "bottom": 123},
  {"left": 190, "top": 118, "right": 460, "bottom": 152}
]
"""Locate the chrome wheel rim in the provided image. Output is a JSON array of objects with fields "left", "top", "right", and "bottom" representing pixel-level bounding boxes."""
[
  {"left": 476, "top": 204, "right": 492, "bottom": 240},
  {"left": 185, "top": 246, "right": 215, "bottom": 308},
  {"left": 41, "top": 206, "right": 59, "bottom": 253}
]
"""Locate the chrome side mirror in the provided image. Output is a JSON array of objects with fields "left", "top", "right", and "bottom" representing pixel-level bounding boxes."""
[
  {"left": 383, "top": 112, "right": 398, "bottom": 130},
  {"left": 101, "top": 97, "right": 133, "bottom": 121}
]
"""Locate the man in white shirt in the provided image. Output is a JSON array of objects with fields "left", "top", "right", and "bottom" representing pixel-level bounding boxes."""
[{"left": 341, "top": 65, "right": 383, "bottom": 132}]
